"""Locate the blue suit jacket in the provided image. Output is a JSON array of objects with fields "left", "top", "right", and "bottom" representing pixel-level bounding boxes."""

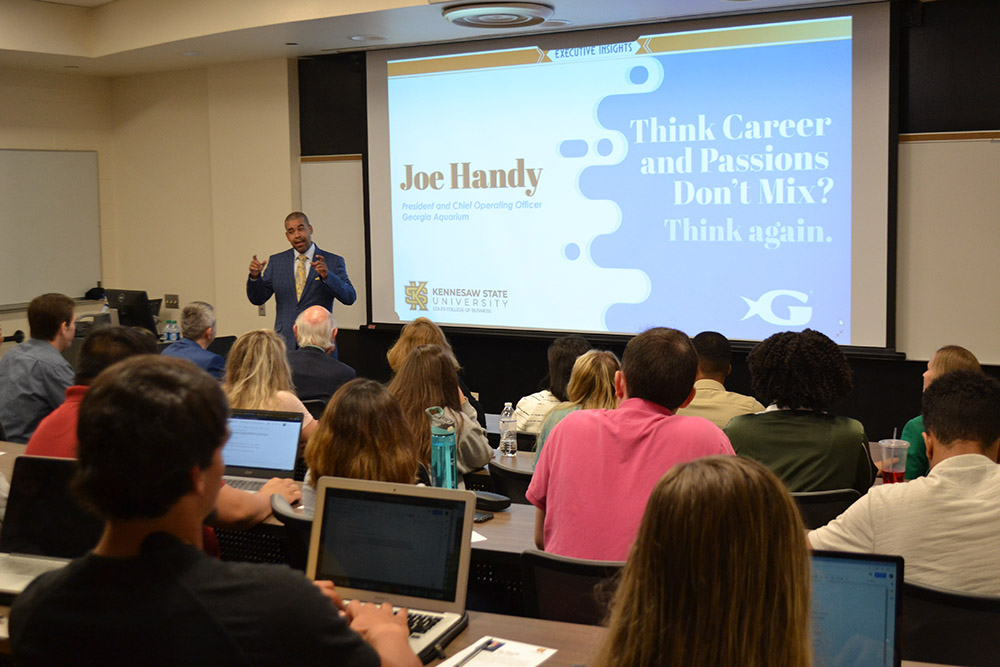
[{"left": 246, "top": 245, "right": 356, "bottom": 350}]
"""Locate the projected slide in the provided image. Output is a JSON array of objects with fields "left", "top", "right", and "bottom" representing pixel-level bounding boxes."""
[{"left": 386, "top": 17, "right": 853, "bottom": 341}]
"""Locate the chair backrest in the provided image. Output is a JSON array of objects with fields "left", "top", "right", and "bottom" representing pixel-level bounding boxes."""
[
  {"left": 488, "top": 459, "right": 532, "bottom": 504},
  {"left": 901, "top": 581, "right": 1000, "bottom": 666},
  {"left": 515, "top": 431, "right": 536, "bottom": 452},
  {"left": 791, "top": 488, "right": 861, "bottom": 529},
  {"left": 270, "top": 494, "right": 314, "bottom": 571},
  {"left": 301, "top": 399, "right": 327, "bottom": 420},
  {"left": 520, "top": 549, "right": 624, "bottom": 625}
]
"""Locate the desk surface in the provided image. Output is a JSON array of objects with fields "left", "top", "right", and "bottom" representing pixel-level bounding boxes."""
[
  {"left": 490, "top": 448, "right": 536, "bottom": 474},
  {"left": 432, "top": 611, "right": 604, "bottom": 666},
  {"left": 474, "top": 503, "right": 535, "bottom": 555}
]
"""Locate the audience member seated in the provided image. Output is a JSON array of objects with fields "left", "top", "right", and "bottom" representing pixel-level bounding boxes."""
[
  {"left": 595, "top": 456, "right": 810, "bottom": 667},
  {"left": 288, "top": 306, "right": 356, "bottom": 402},
  {"left": 676, "top": 331, "right": 764, "bottom": 428},
  {"left": 902, "top": 345, "right": 981, "bottom": 480},
  {"left": 27, "top": 326, "right": 157, "bottom": 458},
  {"left": 527, "top": 328, "right": 734, "bottom": 561},
  {"left": 535, "top": 350, "right": 620, "bottom": 456},
  {"left": 26, "top": 325, "right": 299, "bottom": 531},
  {"left": 389, "top": 344, "right": 492, "bottom": 478},
  {"left": 10, "top": 356, "right": 418, "bottom": 666},
  {"left": 386, "top": 317, "right": 485, "bottom": 426},
  {"left": 514, "top": 335, "right": 591, "bottom": 434},
  {"left": 0, "top": 293, "right": 76, "bottom": 443},
  {"left": 810, "top": 371, "right": 1000, "bottom": 595},
  {"left": 161, "top": 301, "right": 226, "bottom": 380},
  {"left": 302, "top": 379, "right": 419, "bottom": 512},
  {"left": 223, "top": 329, "right": 318, "bottom": 443},
  {"left": 724, "top": 329, "right": 874, "bottom": 494}
]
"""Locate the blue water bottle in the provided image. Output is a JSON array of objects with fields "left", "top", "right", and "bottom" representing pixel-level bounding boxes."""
[{"left": 426, "top": 406, "right": 457, "bottom": 489}]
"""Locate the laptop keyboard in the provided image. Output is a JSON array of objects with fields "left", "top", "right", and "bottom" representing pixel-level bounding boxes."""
[
  {"left": 407, "top": 611, "right": 443, "bottom": 636},
  {"left": 224, "top": 478, "right": 266, "bottom": 492}
]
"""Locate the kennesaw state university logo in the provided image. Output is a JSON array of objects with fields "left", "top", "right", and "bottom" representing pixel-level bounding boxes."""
[{"left": 404, "top": 281, "right": 428, "bottom": 311}]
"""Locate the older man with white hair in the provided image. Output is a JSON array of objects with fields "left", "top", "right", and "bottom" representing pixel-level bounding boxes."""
[
  {"left": 288, "top": 305, "right": 356, "bottom": 403},
  {"left": 162, "top": 301, "right": 226, "bottom": 380}
]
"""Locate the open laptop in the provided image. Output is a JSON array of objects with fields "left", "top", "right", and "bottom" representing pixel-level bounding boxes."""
[
  {"left": 222, "top": 409, "right": 302, "bottom": 491},
  {"left": 811, "top": 550, "right": 903, "bottom": 667},
  {"left": 307, "top": 477, "right": 476, "bottom": 665},
  {"left": 0, "top": 456, "right": 104, "bottom": 603}
]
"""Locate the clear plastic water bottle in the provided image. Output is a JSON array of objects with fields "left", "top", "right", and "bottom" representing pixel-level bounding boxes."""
[
  {"left": 426, "top": 406, "right": 458, "bottom": 489},
  {"left": 169, "top": 320, "right": 180, "bottom": 341},
  {"left": 499, "top": 402, "right": 517, "bottom": 457}
]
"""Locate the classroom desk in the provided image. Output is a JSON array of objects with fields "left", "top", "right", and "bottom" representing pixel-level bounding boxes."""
[
  {"left": 467, "top": 504, "right": 536, "bottom": 615},
  {"left": 490, "top": 448, "right": 536, "bottom": 473},
  {"left": 431, "top": 611, "right": 604, "bottom": 666}
]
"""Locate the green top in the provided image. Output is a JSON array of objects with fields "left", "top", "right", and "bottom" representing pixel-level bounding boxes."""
[
  {"left": 724, "top": 410, "right": 875, "bottom": 494},
  {"left": 902, "top": 415, "right": 929, "bottom": 480},
  {"left": 534, "top": 404, "right": 581, "bottom": 461}
]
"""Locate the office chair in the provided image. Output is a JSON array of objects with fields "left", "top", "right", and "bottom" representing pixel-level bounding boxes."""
[
  {"left": 515, "top": 431, "right": 537, "bottom": 452},
  {"left": 488, "top": 459, "right": 533, "bottom": 504},
  {"left": 301, "top": 399, "right": 327, "bottom": 421},
  {"left": 270, "top": 494, "right": 314, "bottom": 571},
  {"left": 901, "top": 581, "right": 1000, "bottom": 666},
  {"left": 791, "top": 488, "right": 861, "bottom": 529},
  {"left": 520, "top": 549, "right": 624, "bottom": 625}
]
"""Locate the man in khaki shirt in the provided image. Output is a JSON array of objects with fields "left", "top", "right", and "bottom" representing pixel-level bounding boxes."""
[{"left": 677, "top": 331, "right": 763, "bottom": 429}]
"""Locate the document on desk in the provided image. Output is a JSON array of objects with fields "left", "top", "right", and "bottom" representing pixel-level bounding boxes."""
[{"left": 439, "top": 637, "right": 556, "bottom": 667}]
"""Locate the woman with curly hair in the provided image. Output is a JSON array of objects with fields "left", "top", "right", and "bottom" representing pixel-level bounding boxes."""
[
  {"left": 723, "top": 329, "right": 874, "bottom": 493},
  {"left": 594, "top": 456, "right": 811, "bottom": 667}
]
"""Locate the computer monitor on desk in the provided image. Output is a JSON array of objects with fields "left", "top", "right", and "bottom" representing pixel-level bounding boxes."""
[{"left": 104, "top": 289, "right": 159, "bottom": 336}]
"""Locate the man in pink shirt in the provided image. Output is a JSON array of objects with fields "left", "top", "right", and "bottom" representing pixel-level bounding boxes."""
[{"left": 526, "top": 327, "right": 734, "bottom": 561}]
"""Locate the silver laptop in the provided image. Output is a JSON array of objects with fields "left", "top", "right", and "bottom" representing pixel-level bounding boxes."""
[
  {"left": 223, "top": 409, "right": 302, "bottom": 491},
  {"left": 306, "top": 477, "right": 475, "bottom": 664},
  {"left": 0, "top": 456, "right": 104, "bottom": 602},
  {"left": 811, "top": 550, "right": 903, "bottom": 667}
]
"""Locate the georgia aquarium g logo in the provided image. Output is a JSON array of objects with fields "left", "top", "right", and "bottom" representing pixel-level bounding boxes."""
[{"left": 740, "top": 290, "right": 813, "bottom": 326}]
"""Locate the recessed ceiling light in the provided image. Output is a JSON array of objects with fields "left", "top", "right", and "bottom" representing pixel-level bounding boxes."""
[
  {"left": 349, "top": 35, "right": 387, "bottom": 42},
  {"left": 443, "top": 3, "right": 554, "bottom": 28},
  {"left": 64, "top": 65, "right": 79, "bottom": 69},
  {"left": 285, "top": 42, "right": 299, "bottom": 46}
]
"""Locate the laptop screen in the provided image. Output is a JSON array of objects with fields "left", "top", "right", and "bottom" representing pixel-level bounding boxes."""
[
  {"left": 313, "top": 487, "right": 466, "bottom": 602},
  {"left": 811, "top": 550, "right": 902, "bottom": 667},
  {"left": 224, "top": 409, "right": 302, "bottom": 474},
  {"left": 0, "top": 456, "right": 103, "bottom": 559}
]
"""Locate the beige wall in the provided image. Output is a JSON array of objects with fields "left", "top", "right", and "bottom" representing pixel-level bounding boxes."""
[{"left": 0, "top": 58, "right": 298, "bottom": 358}]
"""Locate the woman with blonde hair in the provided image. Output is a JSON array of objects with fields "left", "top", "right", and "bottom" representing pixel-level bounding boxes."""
[
  {"left": 301, "top": 378, "right": 418, "bottom": 511},
  {"left": 223, "top": 329, "right": 317, "bottom": 442},
  {"left": 902, "top": 344, "right": 982, "bottom": 479},
  {"left": 594, "top": 456, "right": 811, "bottom": 667},
  {"left": 535, "top": 350, "right": 620, "bottom": 456},
  {"left": 386, "top": 317, "right": 485, "bottom": 426},
  {"left": 388, "top": 344, "right": 491, "bottom": 477}
]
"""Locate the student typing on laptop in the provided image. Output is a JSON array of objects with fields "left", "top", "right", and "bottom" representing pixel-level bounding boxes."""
[
  {"left": 10, "top": 356, "right": 419, "bottom": 666},
  {"left": 26, "top": 325, "right": 301, "bottom": 529}
]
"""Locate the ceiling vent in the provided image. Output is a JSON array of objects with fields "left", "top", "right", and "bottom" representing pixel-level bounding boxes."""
[{"left": 442, "top": 3, "right": 555, "bottom": 28}]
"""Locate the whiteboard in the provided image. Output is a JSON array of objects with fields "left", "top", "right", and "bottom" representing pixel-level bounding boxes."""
[
  {"left": 896, "top": 136, "right": 1000, "bottom": 363},
  {"left": 0, "top": 150, "right": 101, "bottom": 305}
]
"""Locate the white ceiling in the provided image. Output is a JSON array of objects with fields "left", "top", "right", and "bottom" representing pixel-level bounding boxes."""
[{"left": 7, "top": 0, "right": 870, "bottom": 76}]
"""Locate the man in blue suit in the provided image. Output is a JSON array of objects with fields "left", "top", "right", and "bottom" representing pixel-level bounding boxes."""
[{"left": 246, "top": 212, "right": 356, "bottom": 351}]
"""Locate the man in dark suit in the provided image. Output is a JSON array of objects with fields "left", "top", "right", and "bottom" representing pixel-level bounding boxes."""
[
  {"left": 288, "top": 306, "right": 357, "bottom": 403},
  {"left": 246, "top": 211, "right": 356, "bottom": 351}
]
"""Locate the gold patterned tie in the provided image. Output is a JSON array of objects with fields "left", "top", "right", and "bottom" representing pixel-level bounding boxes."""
[{"left": 295, "top": 254, "right": 308, "bottom": 301}]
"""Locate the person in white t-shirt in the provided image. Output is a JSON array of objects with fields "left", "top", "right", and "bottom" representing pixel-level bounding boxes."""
[
  {"left": 514, "top": 335, "right": 590, "bottom": 433},
  {"left": 810, "top": 370, "right": 1000, "bottom": 595}
]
